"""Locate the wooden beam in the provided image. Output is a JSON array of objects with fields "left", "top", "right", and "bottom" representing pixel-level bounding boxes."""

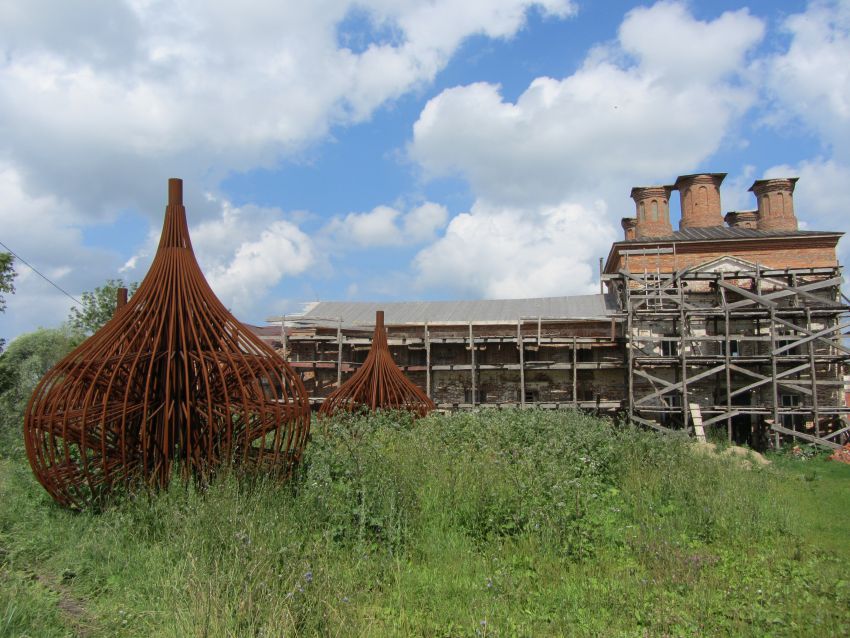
[
  {"left": 635, "top": 364, "right": 726, "bottom": 405},
  {"left": 518, "top": 319, "right": 525, "bottom": 408},
  {"left": 824, "top": 425, "right": 850, "bottom": 441},
  {"left": 702, "top": 410, "right": 742, "bottom": 428},
  {"left": 759, "top": 275, "right": 845, "bottom": 309},
  {"left": 718, "top": 279, "right": 779, "bottom": 309},
  {"left": 425, "top": 322, "right": 431, "bottom": 399},
  {"left": 773, "top": 321, "right": 850, "bottom": 356},
  {"left": 336, "top": 320, "right": 343, "bottom": 387},
  {"left": 771, "top": 315, "right": 850, "bottom": 356},
  {"left": 729, "top": 362, "right": 812, "bottom": 398},
  {"left": 630, "top": 414, "right": 678, "bottom": 434},
  {"left": 769, "top": 423, "right": 841, "bottom": 450},
  {"left": 572, "top": 336, "right": 578, "bottom": 407},
  {"left": 469, "top": 322, "right": 476, "bottom": 406}
]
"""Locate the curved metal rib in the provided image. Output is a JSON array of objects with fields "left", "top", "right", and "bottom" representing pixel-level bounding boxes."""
[
  {"left": 24, "top": 179, "right": 311, "bottom": 508},
  {"left": 319, "top": 310, "right": 434, "bottom": 418}
]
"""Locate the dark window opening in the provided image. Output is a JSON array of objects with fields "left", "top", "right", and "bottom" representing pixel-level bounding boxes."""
[
  {"left": 720, "top": 339, "right": 740, "bottom": 357},
  {"left": 661, "top": 339, "right": 678, "bottom": 357}
]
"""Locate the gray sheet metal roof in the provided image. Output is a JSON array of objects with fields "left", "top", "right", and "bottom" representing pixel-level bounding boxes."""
[
  {"left": 296, "top": 293, "right": 619, "bottom": 327},
  {"left": 623, "top": 227, "right": 840, "bottom": 242}
]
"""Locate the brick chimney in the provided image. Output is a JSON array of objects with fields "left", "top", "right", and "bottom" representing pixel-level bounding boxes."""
[
  {"left": 724, "top": 210, "right": 758, "bottom": 229},
  {"left": 674, "top": 173, "right": 726, "bottom": 229},
  {"left": 621, "top": 217, "right": 638, "bottom": 240},
  {"left": 750, "top": 177, "right": 799, "bottom": 231},
  {"left": 630, "top": 185, "right": 673, "bottom": 238}
]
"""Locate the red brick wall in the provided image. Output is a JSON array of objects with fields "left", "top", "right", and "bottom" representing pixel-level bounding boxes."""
[{"left": 608, "top": 238, "right": 838, "bottom": 274}]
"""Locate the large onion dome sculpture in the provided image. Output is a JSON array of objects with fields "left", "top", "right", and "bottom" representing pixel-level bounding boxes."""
[
  {"left": 319, "top": 311, "right": 434, "bottom": 418},
  {"left": 24, "top": 179, "right": 311, "bottom": 509}
]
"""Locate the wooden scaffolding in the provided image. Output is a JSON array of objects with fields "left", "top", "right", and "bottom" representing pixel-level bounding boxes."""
[{"left": 613, "top": 261, "right": 850, "bottom": 449}]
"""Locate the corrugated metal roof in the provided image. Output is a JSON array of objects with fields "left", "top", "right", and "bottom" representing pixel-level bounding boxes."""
[
  {"left": 295, "top": 293, "right": 618, "bottom": 327},
  {"left": 623, "top": 227, "right": 840, "bottom": 243}
]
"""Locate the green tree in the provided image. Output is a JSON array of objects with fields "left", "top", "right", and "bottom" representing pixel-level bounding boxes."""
[
  {"left": 67, "top": 278, "right": 138, "bottom": 336},
  {"left": 0, "top": 252, "right": 17, "bottom": 353},
  {"left": 0, "top": 327, "right": 81, "bottom": 454},
  {"left": 0, "top": 252, "right": 15, "bottom": 312}
]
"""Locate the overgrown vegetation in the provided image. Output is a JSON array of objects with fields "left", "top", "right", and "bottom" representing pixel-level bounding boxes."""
[{"left": 1, "top": 409, "right": 848, "bottom": 637}]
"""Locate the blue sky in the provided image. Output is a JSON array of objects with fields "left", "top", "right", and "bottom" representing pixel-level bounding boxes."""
[{"left": 1, "top": 0, "right": 848, "bottom": 342}]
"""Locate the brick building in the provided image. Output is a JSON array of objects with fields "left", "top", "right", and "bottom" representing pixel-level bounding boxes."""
[{"left": 256, "top": 172, "right": 849, "bottom": 448}]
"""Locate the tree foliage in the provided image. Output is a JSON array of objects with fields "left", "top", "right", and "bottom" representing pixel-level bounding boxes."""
[
  {"left": 67, "top": 278, "right": 138, "bottom": 336},
  {"left": 0, "top": 328, "right": 81, "bottom": 450},
  {"left": 0, "top": 252, "right": 15, "bottom": 313},
  {"left": 0, "top": 252, "right": 17, "bottom": 353}
]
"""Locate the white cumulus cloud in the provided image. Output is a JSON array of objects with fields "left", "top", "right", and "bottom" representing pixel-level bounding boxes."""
[
  {"left": 762, "top": 1, "right": 850, "bottom": 267},
  {"left": 324, "top": 202, "right": 448, "bottom": 247},
  {"left": 0, "top": 0, "right": 573, "bottom": 336},
  {"left": 410, "top": 2, "right": 763, "bottom": 208},
  {"left": 414, "top": 200, "right": 615, "bottom": 299},
  {"left": 410, "top": 1, "right": 765, "bottom": 298}
]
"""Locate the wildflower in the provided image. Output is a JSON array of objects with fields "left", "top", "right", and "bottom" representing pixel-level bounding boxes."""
[
  {"left": 304, "top": 571, "right": 313, "bottom": 584},
  {"left": 234, "top": 530, "right": 251, "bottom": 545}
]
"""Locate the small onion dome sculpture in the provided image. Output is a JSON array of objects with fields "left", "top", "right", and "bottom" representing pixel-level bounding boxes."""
[
  {"left": 319, "top": 310, "right": 434, "bottom": 418},
  {"left": 24, "top": 179, "right": 311, "bottom": 509}
]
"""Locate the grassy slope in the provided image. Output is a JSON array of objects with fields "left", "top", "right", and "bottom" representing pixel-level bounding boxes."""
[{"left": 1, "top": 410, "right": 848, "bottom": 638}]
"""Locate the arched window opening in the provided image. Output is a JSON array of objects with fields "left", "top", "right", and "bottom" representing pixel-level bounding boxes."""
[{"left": 697, "top": 185, "right": 708, "bottom": 211}]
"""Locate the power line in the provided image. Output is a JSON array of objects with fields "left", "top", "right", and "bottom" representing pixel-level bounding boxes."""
[{"left": 0, "top": 239, "right": 82, "bottom": 307}]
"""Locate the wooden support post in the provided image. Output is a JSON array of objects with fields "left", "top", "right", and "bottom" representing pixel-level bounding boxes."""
[
  {"left": 626, "top": 288, "right": 634, "bottom": 422},
  {"left": 770, "top": 307, "right": 780, "bottom": 448},
  {"left": 599, "top": 257, "right": 604, "bottom": 294},
  {"left": 469, "top": 322, "right": 476, "bottom": 406},
  {"left": 724, "top": 306, "right": 732, "bottom": 443},
  {"left": 280, "top": 314, "right": 287, "bottom": 360},
  {"left": 680, "top": 308, "right": 688, "bottom": 429},
  {"left": 806, "top": 307, "right": 820, "bottom": 438},
  {"left": 537, "top": 316, "right": 542, "bottom": 346},
  {"left": 425, "top": 322, "right": 431, "bottom": 400},
  {"left": 337, "top": 319, "right": 343, "bottom": 387},
  {"left": 518, "top": 319, "right": 525, "bottom": 408},
  {"left": 572, "top": 336, "right": 578, "bottom": 407}
]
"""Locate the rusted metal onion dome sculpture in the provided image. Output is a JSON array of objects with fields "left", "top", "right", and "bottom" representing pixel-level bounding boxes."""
[
  {"left": 24, "top": 179, "right": 311, "bottom": 509},
  {"left": 319, "top": 310, "right": 434, "bottom": 418}
]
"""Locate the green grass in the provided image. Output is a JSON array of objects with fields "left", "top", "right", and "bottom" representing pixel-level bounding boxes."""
[{"left": 1, "top": 410, "right": 849, "bottom": 637}]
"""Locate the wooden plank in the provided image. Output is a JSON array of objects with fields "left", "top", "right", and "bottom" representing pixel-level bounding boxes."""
[{"left": 689, "top": 403, "right": 706, "bottom": 442}]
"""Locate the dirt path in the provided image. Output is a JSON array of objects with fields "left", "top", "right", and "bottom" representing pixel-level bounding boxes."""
[{"left": 32, "top": 571, "right": 94, "bottom": 638}]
